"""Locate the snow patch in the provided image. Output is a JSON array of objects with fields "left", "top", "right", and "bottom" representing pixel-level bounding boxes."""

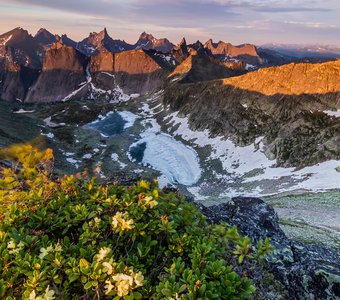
[
  {"left": 323, "top": 109, "right": 340, "bottom": 118},
  {"left": 14, "top": 109, "right": 35, "bottom": 114},
  {"left": 118, "top": 111, "right": 138, "bottom": 129},
  {"left": 165, "top": 110, "right": 340, "bottom": 193},
  {"left": 0, "top": 34, "right": 12, "bottom": 45},
  {"left": 41, "top": 132, "right": 54, "bottom": 139},
  {"left": 111, "top": 153, "right": 127, "bottom": 168},
  {"left": 101, "top": 72, "right": 115, "bottom": 78},
  {"left": 43, "top": 117, "right": 65, "bottom": 127}
]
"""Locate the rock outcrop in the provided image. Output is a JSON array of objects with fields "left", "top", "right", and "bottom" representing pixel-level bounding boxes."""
[
  {"left": 34, "top": 28, "right": 58, "bottom": 47},
  {"left": 199, "top": 197, "right": 340, "bottom": 299},
  {"left": 0, "top": 61, "right": 39, "bottom": 102},
  {"left": 114, "top": 49, "right": 169, "bottom": 95},
  {"left": 223, "top": 60, "right": 340, "bottom": 95},
  {"left": 168, "top": 51, "right": 245, "bottom": 83},
  {"left": 171, "top": 37, "right": 189, "bottom": 63},
  {"left": 77, "top": 28, "right": 133, "bottom": 56},
  {"left": 0, "top": 27, "right": 43, "bottom": 68},
  {"left": 135, "top": 32, "right": 174, "bottom": 53},
  {"left": 204, "top": 39, "right": 262, "bottom": 65},
  {"left": 34, "top": 28, "right": 77, "bottom": 49},
  {"left": 89, "top": 49, "right": 170, "bottom": 97},
  {"left": 25, "top": 43, "right": 87, "bottom": 102}
]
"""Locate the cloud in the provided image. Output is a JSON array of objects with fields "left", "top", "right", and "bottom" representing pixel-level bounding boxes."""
[{"left": 0, "top": 0, "right": 339, "bottom": 44}]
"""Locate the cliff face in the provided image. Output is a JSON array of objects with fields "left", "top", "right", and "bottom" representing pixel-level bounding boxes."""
[
  {"left": 0, "top": 61, "right": 39, "bottom": 102},
  {"left": 204, "top": 39, "right": 262, "bottom": 65},
  {"left": 169, "top": 51, "right": 245, "bottom": 83},
  {"left": 25, "top": 43, "right": 87, "bottom": 102},
  {"left": 88, "top": 49, "right": 169, "bottom": 96},
  {"left": 163, "top": 60, "right": 340, "bottom": 167},
  {"left": 223, "top": 60, "right": 340, "bottom": 95},
  {"left": 114, "top": 49, "right": 169, "bottom": 95},
  {"left": 205, "top": 39, "right": 258, "bottom": 57}
]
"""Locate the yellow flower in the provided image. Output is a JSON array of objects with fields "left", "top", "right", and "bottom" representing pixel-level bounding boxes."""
[
  {"left": 102, "top": 262, "right": 113, "bottom": 275},
  {"left": 104, "top": 280, "right": 114, "bottom": 295},
  {"left": 7, "top": 240, "right": 16, "bottom": 249},
  {"left": 139, "top": 180, "right": 150, "bottom": 190},
  {"left": 112, "top": 274, "right": 134, "bottom": 297},
  {"left": 144, "top": 196, "right": 158, "bottom": 208},
  {"left": 134, "top": 272, "right": 144, "bottom": 287},
  {"left": 111, "top": 212, "right": 134, "bottom": 233},
  {"left": 96, "top": 247, "right": 111, "bottom": 261},
  {"left": 152, "top": 189, "right": 159, "bottom": 199}
]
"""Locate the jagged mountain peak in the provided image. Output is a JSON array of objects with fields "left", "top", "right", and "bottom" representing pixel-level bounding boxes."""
[
  {"left": 77, "top": 28, "right": 133, "bottom": 56},
  {"left": 135, "top": 32, "right": 174, "bottom": 53},
  {"left": 34, "top": 28, "right": 57, "bottom": 46},
  {"left": 178, "top": 37, "right": 187, "bottom": 46},
  {"left": 0, "top": 27, "right": 43, "bottom": 68},
  {"left": 35, "top": 28, "right": 52, "bottom": 37},
  {"left": 88, "top": 28, "right": 109, "bottom": 41},
  {"left": 139, "top": 31, "right": 153, "bottom": 39},
  {"left": 0, "top": 27, "right": 30, "bottom": 41}
]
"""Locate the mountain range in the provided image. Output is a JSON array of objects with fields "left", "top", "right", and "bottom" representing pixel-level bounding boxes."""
[
  {"left": 1, "top": 26, "right": 339, "bottom": 103},
  {"left": 0, "top": 26, "right": 339, "bottom": 170}
]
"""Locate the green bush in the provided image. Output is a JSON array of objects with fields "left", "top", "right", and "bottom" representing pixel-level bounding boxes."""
[{"left": 0, "top": 145, "right": 273, "bottom": 299}]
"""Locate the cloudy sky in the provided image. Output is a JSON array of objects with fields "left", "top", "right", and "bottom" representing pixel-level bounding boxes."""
[{"left": 0, "top": 0, "right": 339, "bottom": 45}]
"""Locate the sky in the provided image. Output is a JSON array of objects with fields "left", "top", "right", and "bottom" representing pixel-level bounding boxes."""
[{"left": 0, "top": 0, "right": 339, "bottom": 45}]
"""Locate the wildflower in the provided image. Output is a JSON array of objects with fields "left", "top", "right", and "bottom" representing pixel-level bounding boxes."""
[
  {"left": 161, "top": 215, "right": 168, "bottom": 224},
  {"left": 29, "top": 286, "right": 55, "bottom": 300},
  {"left": 96, "top": 247, "right": 111, "bottom": 261},
  {"left": 103, "top": 262, "right": 113, "bottom": 275},
  {"left": 43, "top": 286, "right": 56, "bottom": 300},
  {"left": 144, "top": 196, "right": 158, "bottom": 208},
  {"left": 54, "top": 243, "right": 62, "bottom": 252},
  {"left": 39, "top": 245, "right": 53, "bottom": 259},
  {"left": 139, "top": 180, "right": 149, "bottom": 190},
  {"left": 104, "top": 280, "right": 114, "bottom": 295},
  {"left": 111, "top": 212, "right": 134, "bottom": 233},
  {"left": 7, "top": 240, "right": 16, "bottom": 249},
  {"left": 153, "top": 189, "right": 159, "bottom": 199},
  {"left": 112, "top": 273, "right": 134, "bottom": 297},
  {"left": 134, "top": 272, "right": 144, "bottom": 287}
]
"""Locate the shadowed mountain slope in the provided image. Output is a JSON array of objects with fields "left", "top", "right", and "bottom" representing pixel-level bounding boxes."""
[{"left": 163, "top": 60, "right": 340, "bottom": 167}]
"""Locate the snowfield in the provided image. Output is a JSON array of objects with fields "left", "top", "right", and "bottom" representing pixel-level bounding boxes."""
[
  {"left": 129, "top": 132, "right": 201, "bottom": 185},
  {"left": 129, "top": 104, "right": 202, "bottom": 186},
  {"left": 157, "top": 104, "right": 340, "bottom": 197}
]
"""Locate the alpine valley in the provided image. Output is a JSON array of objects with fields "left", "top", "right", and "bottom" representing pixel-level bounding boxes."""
[{"left": 0, "top": 27, "right": 340, "bottom": 297}]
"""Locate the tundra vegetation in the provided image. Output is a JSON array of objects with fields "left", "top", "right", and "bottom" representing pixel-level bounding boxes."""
[{"left": 0, "top": 144, "right": 274, "bottom": 299}]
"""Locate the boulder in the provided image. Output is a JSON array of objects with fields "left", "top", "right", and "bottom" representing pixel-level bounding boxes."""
[{"left": 199, "top": 197, "right": 340, "bottom": 299}]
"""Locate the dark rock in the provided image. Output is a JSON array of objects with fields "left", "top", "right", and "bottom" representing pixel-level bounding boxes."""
[
  {"left": 171, "top": 37, "right": 189, "bottom": 63},
  {"left": 0, "top": 27, "right": 43, "bottom": 68},
  {"left": 25, "top": 43, "right": 88, "bottom": 102},
  {"left": 163, "top": 61, "right": 340, "bottom": 167},
  {"left": 168, "top": 51, "right": 245, "bottom": 84},
  {"left": 199, "top": 197, "right": 340, "bottom": 299},
  {"left": 77, "top": 28, "right": 134, "bottom": 56},
  {"left": 135, "top": 32, "right": 174, "bottom": 53}
]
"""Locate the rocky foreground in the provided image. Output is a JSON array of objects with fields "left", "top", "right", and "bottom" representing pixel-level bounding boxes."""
[{"left": 198, "top": 196, "right": 340, "bottom": 299}]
